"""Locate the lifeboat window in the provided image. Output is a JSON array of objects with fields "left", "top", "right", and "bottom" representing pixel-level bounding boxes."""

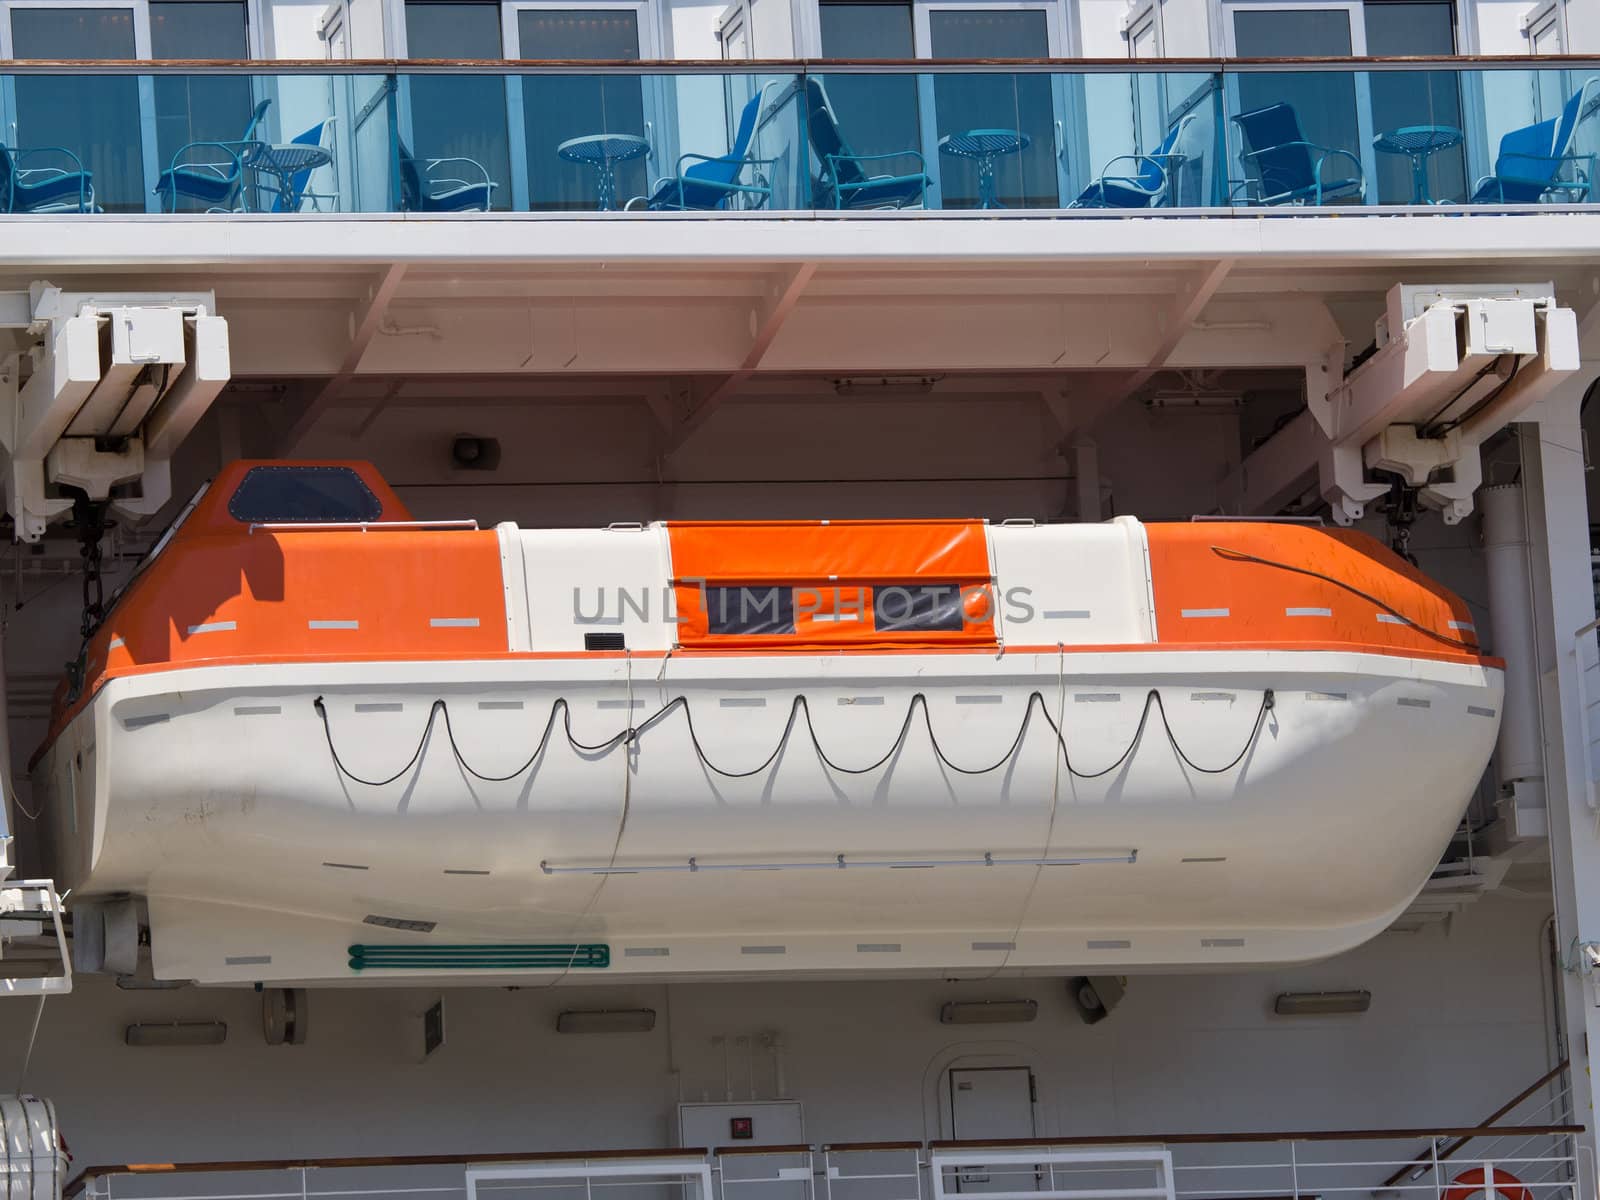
[
  {"left": 706, "top": 586, "right": 796, "bottom": 636},
  {"left": 872, "top": 584, "right": 966, "bottom": 633},
  {"left": 227, "top": 465, "right": 383, "bottom": 524}
]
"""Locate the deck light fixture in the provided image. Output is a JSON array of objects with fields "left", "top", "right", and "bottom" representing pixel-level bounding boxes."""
[
  {"left": 556, "top": 1008, "right": 658, "bottom": 1034},
  {"left": 124, "top": 1020, "right": 228, "bottom": 1047},
  {"left": 938, "top": 999, "right": 1038, "bottom": 1025},
  {"left": 1273, "top": 990, "right": 1371, "bottom": 1016}
]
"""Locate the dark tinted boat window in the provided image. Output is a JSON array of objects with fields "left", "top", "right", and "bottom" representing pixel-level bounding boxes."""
[
  {"left": 872, "top": 584, "right": 965, "bottom": 633},
  {"left": 706, "top": 586, "right": 795, "bottom": 636},
  {"left": 227, "top": 466, "right": 383, "bottom": 524}
]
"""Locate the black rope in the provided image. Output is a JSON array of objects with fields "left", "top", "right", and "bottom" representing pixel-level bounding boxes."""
[
  {"left": 313, "top": 686, "right": 1275, "bottom": 789},
  {"left": 1209, "top": 544, "right": 1480, "bottom": 652}
]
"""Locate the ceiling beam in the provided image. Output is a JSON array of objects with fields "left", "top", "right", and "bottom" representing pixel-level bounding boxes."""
[
  {"left": 1045, "top": 259, "right": 1235, "bottom": 445},
  {"left": 665, "top": 262, "right": 816, "bottom": 458},
  {"left": 279, "top": 262, "right": 408, "bottom": 454}
]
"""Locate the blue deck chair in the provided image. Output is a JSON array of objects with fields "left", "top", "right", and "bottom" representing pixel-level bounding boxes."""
[
  {"left": 259, "top": 117, "right": 337, "bottom": 213},
  {"left": 804, "top": 78, "right": 929, "bottom": 210},
  {"left": 631, "top": 84, "right": 777, "bottom": 211},
  {"left": 156, "top": 99, "right": 272, "bottom": 212},
  {"left": 1471, "top": 77, "right": 1599, "bottom": 204},
  {"left": 1071, "top": 113, "right": 1196, "bottom": 209},
  {"left": 396, "top": 140, "right": 496, "bottom": 213},
  {"left": 1230, "top": 102, "right": 1363, "bottom": 206},
  {"left": 0, "top": 144, "right": 94, "bottom": 213}
]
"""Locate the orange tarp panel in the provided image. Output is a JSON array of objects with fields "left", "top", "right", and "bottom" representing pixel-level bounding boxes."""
[
  {"left": 1145, "top": 522, "right": 1485, "bottom": 664},
  {"left": 667, "top": 520, "right": 997, "bottom": 651}
]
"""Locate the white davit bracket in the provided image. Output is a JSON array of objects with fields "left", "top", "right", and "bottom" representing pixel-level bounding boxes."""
[
  {"left": 0, "top": 879, "right": 72, "bottom": 997},
  {"left": 1224, "top": 283, "right": 1579, "bottom": 525},
  {"left": 0, "top": 282, "right": 231, "bottom": 542}
]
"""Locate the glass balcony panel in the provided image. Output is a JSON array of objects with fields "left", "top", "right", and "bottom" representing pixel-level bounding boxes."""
[
  {"left": 150, "top": 1, "right": 253, "bottom": 213},
  {"left": 807, "top": 72, "right": 927, "bottom": 210},
  {"left": 10, "top": 9, "right": 143, "bottom": 212},
  {"left": 403, "top": 3, "right": 512, "bottom": 211},
  {"left": 1069, "top": 71, "right": 1221, "bottom": 209}
]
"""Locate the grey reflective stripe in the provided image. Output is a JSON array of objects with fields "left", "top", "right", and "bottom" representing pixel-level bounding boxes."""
[
  {"left": 1088, "top": 939, "right": 1131, "bottom": 950},
  {"left": 1181, "top": 608, "right": 1229, "bottom": 618},
  {"left": 856, "top": 943, "right": 902, "bottom": 953},
  {"left": 1377, "top": 614, "right": 1407, "bottom": 625},
  {"left": 740, "top": 945, "right": 786, "bottom": 955},
  {"left": 1285, "top": 607, "right": 1332, "bottom": 617},
  {"left": 187, "top": 620, "right": 236, "bottom": 635},
  {"left": 1450, "top": 620, "right": 1477, "bottom": 631},
  {"left": 354, "top": 703, "right": 403, "bottom": 713},
  {"left": 108, "top": 637, "right": 126, "bottom": 649},
  {"left": 123, "top": 713, "right": 170, "bottom": 730},
  {"left": 1305, "top": 691, "right": 1348, "bottom": 702},
  {"left": 720, "top": 697, "right": 767, "bottom": 708},
  {"left": 308, "top": 619, "right": 359, "bottom": 630},
  {"left": 1468, "top": 705, "right": 1498, "bottom": 718},
  {"left": 1076, "top": 692, "right": 1120, "bottom": 703},
  {"left": 598, "top": 698, "right": 646, "bottom": 710},
  {"left": 234, "top": 705, "right": 281, "bottom": 716},
  {"left": 1201, "top": 937, "right": 1246, "bottom": 948},
  {"left": 224, "top": 955, "right": 271, "bottom": 966},
  {"left": 430, "top": 617, "right": 480, "bottom": 628},
  {"left": 1043, "top": 609, "right": 1092, "bottom": 619},
  {"left": 1397, "top": 697, "right": 1432, "bottom": 708},
  {"left": 624, "top": 947, "right": 670, "bottom": 958},
  {"left": 954, "top": 695, "right": 1003, "bottom": 705},
  {"left": 971, "top": 940, "right": 1014, "bottom": 951},
  {"left": 838, "top": 696, "right": 885, "bottom": 706},
  {"left": 1190, "top": 691, "right": 1235, "bottom": 702},
  {"left": 478, "top": 700, "right": 523, "bottom": 711}
]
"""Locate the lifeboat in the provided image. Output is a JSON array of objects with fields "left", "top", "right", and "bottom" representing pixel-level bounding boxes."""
[{"left": 29, "top": 461, "right": 1502, "bottom": 985}]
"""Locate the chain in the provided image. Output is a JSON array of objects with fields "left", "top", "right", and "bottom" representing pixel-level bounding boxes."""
[
  {"left": 1380, "top": 475, "right": 1421, "bottom": 567},
  {"left": 63, "top": 493, "right": 110, "bottom": 701}
]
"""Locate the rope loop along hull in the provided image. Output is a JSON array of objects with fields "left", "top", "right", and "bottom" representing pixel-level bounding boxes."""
[{"left": 25, "top": 461, "right": 1503, "bottom": 985}]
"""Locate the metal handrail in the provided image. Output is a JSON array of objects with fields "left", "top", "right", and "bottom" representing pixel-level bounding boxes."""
[
  {"left": 2, "top": 55, "right": 1600, "bottom": 75},
  {"left": 247, "top": 519, "right": 480, "bottom": 534},
  {"left": 66, "top": 1126, "right": 1589, "bottom": 1200}
]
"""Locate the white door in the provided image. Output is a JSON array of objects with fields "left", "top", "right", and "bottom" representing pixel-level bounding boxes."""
[
  {"left": 1221, "top": 1, "right": 1376, "bottom": 202},
  {"left": 912, "top": 0, "right": 1071, "bottom": 207},
  {"left": 0, "top": 0, "right": 156, "bottom": 210},
  {"left": 949, "top": 1067, "right": 1038, "bottom": 1193},
  {"left": 503, "top": 0, "right": 659, "bottom": 210}
]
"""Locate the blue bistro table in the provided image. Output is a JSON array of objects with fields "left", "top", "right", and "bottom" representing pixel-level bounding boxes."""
[
  {"left": 557, "top": 133, "right": 651, "bottom": 211},
  {"left": 938, "top": 129, "right": 1031, "bottom": 210},
  {"left": 248, "top": 142, "right": 334, "bottom": 212},
  {"left": 1372, "top": 125, "right": 1463, "bottom": 204}
]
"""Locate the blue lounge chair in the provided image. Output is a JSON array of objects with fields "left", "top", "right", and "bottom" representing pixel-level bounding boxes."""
[
  {"left": 1471, "top": 77, "right": 1599, "bottom": 204},
  {"left": 1071, "top": 112, "right": 1195, "bottom": 209},
  {"left": 396, "top": 140, "right": 496, "bottom": 213},
  {"left": 155, "top": 99, "right": 272, "bottom": 213},
  {"left": 804, "top": 78, "right": 929, "bottom": 210},
  {"left": 0, "top": 144, "right": 93, "bottom": 213},
  {"left": 631, "top": 84, "right": 777, "bottom": 211},
  {"left": 1230, "top": 102, "right": 1363, "bottom": 206}
]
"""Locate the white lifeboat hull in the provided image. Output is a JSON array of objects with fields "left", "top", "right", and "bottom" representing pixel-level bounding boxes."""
[{"left": 37, "top": 646, "right": 1499, "bottom": 985}]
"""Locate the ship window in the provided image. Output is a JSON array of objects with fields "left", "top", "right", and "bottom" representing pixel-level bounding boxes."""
[
  {"left": 706, "top": 586, "right": 795, "bottom": 636},
  {"left": 227, "top": 465, "right": 383, "bottom": 524},
  {"left": 872, "top": 584, "right": 965, "bottom": 633}
]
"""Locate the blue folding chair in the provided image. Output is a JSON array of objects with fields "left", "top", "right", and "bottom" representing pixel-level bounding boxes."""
[
  {"left": 804, "top": 78, "right": 929, "bottom": 210},
  {"left": 395, "top": 140, "right": 496, "bottom": 213},
  {"left": 631, "top": 84, "right": 777, "bottom": 211},
  {"left": 1230, "top": 102, "right": 1364, "bottom": 206},
  {"left": 1471, "top": 77, "right": 1599, "bottom": 203},
  {"left": 0, "top": 144, "right": 93, "bottom": 213},
  {"left": 1071, "top": 113, "right": 1195, "bottom": 209},
  {"left": 155, "top": 98, "right": 271, "bottom": 212}
]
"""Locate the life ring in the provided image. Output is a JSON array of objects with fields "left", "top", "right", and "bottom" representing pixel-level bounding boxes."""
[{"left": 1443, "top": 1167, "right": 1533, "bottom": 1200}]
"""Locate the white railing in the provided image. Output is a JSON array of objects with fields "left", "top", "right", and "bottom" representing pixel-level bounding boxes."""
[{"left": 67, "top": 1126, "right": 1585, "bottom": 1200}]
